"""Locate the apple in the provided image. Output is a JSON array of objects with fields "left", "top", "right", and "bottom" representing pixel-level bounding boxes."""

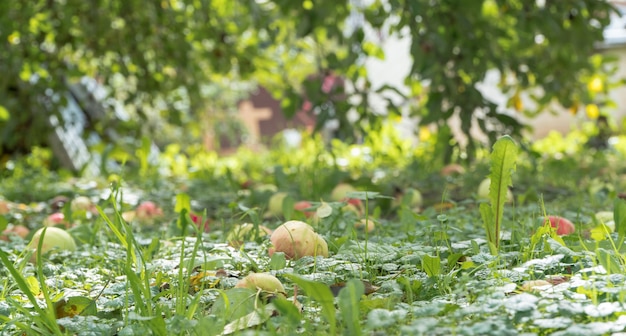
[
  {"left": 44, "top": 212, "right": 70, "bottom": 228},
  {"left": 520, "top": 280, "right": 552, "bottom": 292},
  {"left": 70, "top": 196, "right": 93, "bottom": 213},
  {"left": 1, "top": 225, "right": 30, "bottom": 241},
  {"left": 29, "top": 227, "right": 76, "bottom": 255},
  {"left": 477, "top": 178, "right": 513, "bottom": 203},
  {"left": 190, "top": 213, "right": 211, "bottom": 232},
  {"left": 254, "top": 184, "right": 278, "bottom": 193},
  {"left": 122, "top": 211, "right": 136, "bottom": 222},
  {"left": 294, "top": 201, "right": 315, "bottom": 218},
  {"left": 135, "top": 201, "right": 164, "bottom": 221},
  {"left": 330, "top": 183, "right": 356, "bottom": 202},
  {"left": 235, "top": 273, "right": 286, "bottom": 296},
  {"left": 544, "top": 215, "right": 576, "bottom": 236},
  {"left": 392, "top": 188, "right": 423, "bottom": 210},
  {"left": 595, "top": 211, "right": 615, "bottom": 232},
  {"left": 355, "top": 218, "right": 376, "bottom": 233},
  {"left": 227, "top": 223, "right": 273, "bottom": 248},
  {"left": 268, "top": 220, "right": 329, "bottom": 260},
  {"left": 267, "top": 192, "right": 288, "bottom": 216},
  {"left": 440, "top": 164, "right": 466, "bottom": 176},
  {"left": 0, "top": 199, "right": 10, "bottom": 215}
]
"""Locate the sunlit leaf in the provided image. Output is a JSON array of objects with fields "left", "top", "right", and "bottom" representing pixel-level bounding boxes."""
[{"left": 54, "top": 296, "right": 97, "bottom": 318}]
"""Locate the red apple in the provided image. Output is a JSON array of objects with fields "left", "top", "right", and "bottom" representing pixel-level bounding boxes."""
[
  {"left": 545, "top": 216, "right": 575, "bottom": 236},
  {"left": 44, "top": 212, "right": 70, "bottom": 228},
  {"left": 355, "top": 218, "right": 376, "bottom": 233},
  {"left": 294, "top": 201, "right": 315, "bottom": 218},
  {"left": 135, "top": 201, "right": 164, "bottom": 221},
  {"left": 440, "top": 164, "right": 466, "bottom": 176},
  {"left": 268, "top": 220, "right": 328, "bottom": 260},
  {"left": 330, "top": 183, "right": 356, "bottom": 201},
  {"left": 190, "top": 213, "right": 211, "bottom": 232},
  {"left": 1, "top": 225, "right": 30, "bottom": 241},
  {"left": 0, "top": 199, "right": 10, "bottom": 215}
]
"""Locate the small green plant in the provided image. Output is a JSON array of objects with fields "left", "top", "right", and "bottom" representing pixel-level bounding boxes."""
[{"left": 479, "top": 135, "right": 519, "bottom": 255}]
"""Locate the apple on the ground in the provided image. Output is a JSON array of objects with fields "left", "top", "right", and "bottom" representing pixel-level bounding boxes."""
[
  {"left": 330, "top": 183, "right": 356, "bottom": 202},
  {"left": 355, "top": 218, "right": 376, "bottom": 233},
  {"left": 544, "top": 215, "right": 575, "bottom": 236},
  {"left": 268, "top": 220, "right": 328, "bottom": 260},
  {"left": 29, "top": 227, "right": 76, "bottom": 258},
  {"left": 227, "top": 223, "right": 273, "bottom": 248},
  {"left": 235, "top": 273, "right": 286, "bottom": 297}
]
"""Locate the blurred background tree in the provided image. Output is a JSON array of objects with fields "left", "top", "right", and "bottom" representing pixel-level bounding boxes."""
[{"left": 0, "top": 0, "right": 618, "bottom": 163}]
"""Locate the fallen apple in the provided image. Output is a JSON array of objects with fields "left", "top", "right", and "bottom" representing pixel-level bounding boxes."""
[
  {"left": 544, "top": 215, "right": 576, "bottom": 236},
  {"left": 392, "top": 188, "right": 423, "bottom": 210},
  {"left": 44, "top": 212, "right": 70, "bottom": 228},
  {"left": 355, "top": 218, "right": 376, "bottom": 233},
  {"left": 235, "top": 272, "right": 286, "bottom": 296},
  {"left": 477, "top": 178, "right": 513, "bottom": 203},
  {"left": 0, "top": 199, "right": 10, "bottom": 215},
  {"left": 330, "top": 183, "right": 356, "bottom": 202},
  {"left": 122, "top": 211, "right": 136, "bottom": 222},
  {"left": 227, "top": 223, "right": 273, "bottom": 248},
  {"left": 29, "top": 227, "right": 76, "bottom": 255},
  {"left": 341, "top": 200, "right": 363, "bottom": 216},
  {"left": 135, "top": 201, "right": 164, "bottom": 221},
  {"left": 595, "top": 211, "right": 615, "bottom": 232},
  {"left": 268, "top": 220, "right": 329, "bottom": 260},
  {"left": 267, "top": 192, "right": 288, "bottom": 217},
  {"left": 70, "top": 196, "right": 93, "bottom": 213},
  {"left": 1, "top": 225, "right": 30, "bottom": 241},
  {"left": 294, "top": 201, "right": 315, "bottom": 218},
  {"left": 440, "top": 164, "right": 466, "bottom": 176},
  {"left": 520, "top": 280, "right": 552, "bottom": 292},
  {"left": 190, "top": 213, "right": 211, "bottom": 232}
]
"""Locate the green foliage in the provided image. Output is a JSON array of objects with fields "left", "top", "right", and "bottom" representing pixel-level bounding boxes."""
[
  {"left": 480, "top": 135, "right": 518, "bottom": 254},
  {"left": 0, "top": 0, "right": 618, "bottom": 160},
  {"left": 285, "top": 274, "right": 336, "bottom": 334},
  {"left": 338, "top": 279, "right": 365, "bottom": 336}
]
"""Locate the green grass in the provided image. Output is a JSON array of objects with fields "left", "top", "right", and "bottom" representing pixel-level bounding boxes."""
[{"left": 2, "top": 130, "right": 626, "bottom": 334}]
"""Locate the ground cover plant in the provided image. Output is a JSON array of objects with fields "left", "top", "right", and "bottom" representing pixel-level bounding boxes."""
[{"left": 4, "top": 127, "right": 626, "bottom": 335}]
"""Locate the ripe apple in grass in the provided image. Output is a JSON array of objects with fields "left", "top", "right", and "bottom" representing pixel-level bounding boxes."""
[
  {"left": 268, "top": 220, "right": 328, "bottom": 260},
  {"left": 190, "top": 213, "right": 211, "bottom": 232},
  {"left": 294, "top": 201, "right": 315, "bottom": 218},
  {"left": 29, "top": 227, "right": 76, "bottom": 259},
  {"left": 355, "top": 218, "right": 376, "bottom": 233},
  {"left": 44, "top": 212, "right": 71, "bottom": 228},
  {"left": 392, "top": 188, "right": 423, "bottom": 210},
  {"left": 70, "top": 196, "right": 94, "bottom": 213},
  {"left": 235, "top": 273, "right": 286, "bottom": 297},
  {"left": 267, "top": 192, "right": 289, "bottom": 217},
  {"left": 227, "top": 223, "right": 273, "bottom": 248},
  {"left": 0, "top": 199, "right": 10, "bottom": 215},
  {"left": 135, "top": 201, "right": 164, "bottom": 221},
  {"left": 1, "top": 225, "right": 30, "bottom": 241},
  {"left": 544, "top": 216, "right": 576, "bottom": 236},
  {"left": 595, "top": 211, "right": 615, "bottom": 232},
  {"left": 477, "top": 178, "right": 513, "bottom": 203},
  {"left": 440, "top": 164, "right": 466, "bottom": 176},
  {"left": 330, "top": 183, "right": 357, "bottom": 202}
]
